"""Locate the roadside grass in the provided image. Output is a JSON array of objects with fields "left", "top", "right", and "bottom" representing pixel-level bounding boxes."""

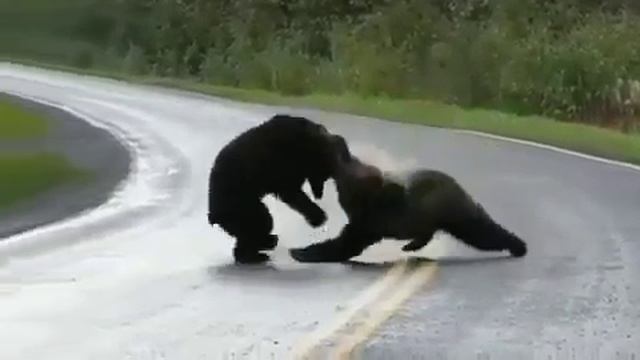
[
  {"left": 0, "top": 96, "right": 89, "bottom": 210},
  {"left": 4, "top": 58, "right": 640, "bottom": 166},
  {"left": 0, "top": 98, "right": 49, "bottom": 139},
  {"left": 0, "top": 153, "right": 89, "bottom": 210},
  {"left": 143, "top": 79, "right": 640, "bottom": 167}
]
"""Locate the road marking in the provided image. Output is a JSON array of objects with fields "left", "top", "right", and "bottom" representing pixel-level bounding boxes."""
[
  {"left": 290, "top": 261, "right": 438, "bottom": 359},
  {"left": 333, "top": 263, "right": 438, "bottom": 359},
  {"left": 455, "top": 129, "right": 640, "bottom": 173},
  {"left": 290, "top": 261, "right": 410, "bottom": 359},
  {"left": 303, "top": 129, "right": 640, "bottom": 358}
]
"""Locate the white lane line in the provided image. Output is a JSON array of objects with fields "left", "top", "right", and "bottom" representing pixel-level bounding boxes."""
[{"left": 455, "top": 129, "right": 640, "bottom": 172}]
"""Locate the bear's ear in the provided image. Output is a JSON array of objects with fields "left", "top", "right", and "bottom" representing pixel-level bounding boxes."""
[{"left": 330, "top": 135, "right": 352, "bottom": 163}]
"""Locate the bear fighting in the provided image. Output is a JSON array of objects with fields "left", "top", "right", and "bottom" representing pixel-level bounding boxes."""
[
  {"left": 289, "top": 146, "right": 528, "bottom": 263},
  {"left": 207, "top": 114, "right": 347, "bottom": 264}
]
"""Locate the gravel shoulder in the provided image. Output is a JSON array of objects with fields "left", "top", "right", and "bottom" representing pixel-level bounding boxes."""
[{"left": 0, "top": 92, "right": 131, "bottom": 239}]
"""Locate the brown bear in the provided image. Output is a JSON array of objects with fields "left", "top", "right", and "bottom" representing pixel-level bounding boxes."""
[{"left": 289, "top": 150, "right": 528, "bottom": 263}]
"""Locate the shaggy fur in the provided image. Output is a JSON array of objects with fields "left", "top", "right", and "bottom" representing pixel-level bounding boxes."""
[
  {"left": 289, "top": 153, "right": 528, "bottom": 263},
  {"left": 207, "top": 114, "right": 348, "bottom": 264}
]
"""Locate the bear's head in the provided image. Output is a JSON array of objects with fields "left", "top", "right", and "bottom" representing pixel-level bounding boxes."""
[
  {"left": 305, "top": 131, "right": 355, "bottom": 200},
  {"left": 265, "top": 114, "right": 354, "bottom": 200},
  {"left": 332, "top": 153, "right": 406, "bottom": 222}
]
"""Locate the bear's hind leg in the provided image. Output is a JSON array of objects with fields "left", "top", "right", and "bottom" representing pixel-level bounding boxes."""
[
  {"left": 441, "top": 205, "right": 527, "bottom": 257},
  {"left": 218, "top": 200, "right": 278, "bottom": 264},
  {"left": 233, "top": 242, "right": 270, "bottom": 264},
  {"left": 402, "top": 229, "right": 436, "bottom": 252},
  {"left": 256, "top": 234, "right": 279, "bottom": 251}
]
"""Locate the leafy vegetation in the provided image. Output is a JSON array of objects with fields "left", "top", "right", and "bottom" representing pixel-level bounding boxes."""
[
  {"left": 3, "top": 0, "right": 638, "bottom": 127},
  {"left": 139, "top": 79, "right": 640, "bottom": 166},
  {"left": 2, "top": 0, "right": 640, "bottom": 165}
]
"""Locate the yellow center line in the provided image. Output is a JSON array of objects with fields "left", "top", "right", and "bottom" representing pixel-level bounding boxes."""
[
  {"left": 334, "top": 263, "right": 438, "bottom": 359},
  {"left": 290, "top": 260, "right": 439, "bottom": 360},
  {"left": 290, "top": 261, "right": 409, "bottom": 359}
]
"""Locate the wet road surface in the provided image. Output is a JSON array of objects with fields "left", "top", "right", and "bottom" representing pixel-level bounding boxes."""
[{"left": 1, "top": 63, "right": 639, "bottom": 359}]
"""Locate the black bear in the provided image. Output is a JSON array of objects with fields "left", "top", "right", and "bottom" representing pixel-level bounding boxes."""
[
  {"left": 289, "top": 151, "right": 528, "bottom": 263},
  {"left": 207, "top": 114, "right": 348, "bottom": 264}
]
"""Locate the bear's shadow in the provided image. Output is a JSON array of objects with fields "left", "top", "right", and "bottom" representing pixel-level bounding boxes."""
[
  {"left": 207, "top": 253, "right": 515, "bottom": 286},
  {"left": 346, "top": 253, "right": 516, "bottom": 269},
  {"left": 207, "top": 261, "right": 387, "bottom": 285}
]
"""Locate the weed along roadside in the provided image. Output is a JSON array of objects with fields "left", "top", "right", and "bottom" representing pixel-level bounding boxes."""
[
  {"left": 4, "top": 60, "right": 640, "bottom": 169},
  {"left": 0, "top": 97, "right": 84, "bottom": 210},
  {"left": 0, "top": 93, "right": 130, "bottom": 239},
  {"left": 2, "top": 1, "right": 640, "bottom": 167}
]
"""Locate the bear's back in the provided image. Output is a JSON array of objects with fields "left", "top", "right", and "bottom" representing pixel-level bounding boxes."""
[
  {"left": 209, "top": 115, "right": 328, "bottom": 195},
  {"left": 405, "top": 169, "right": 476, "bottom": 223}
]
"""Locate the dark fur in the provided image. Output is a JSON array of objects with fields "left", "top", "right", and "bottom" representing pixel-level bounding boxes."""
[
  {"left": 207, "top": 114, "right": 347, "bottom": 264},
  {"left": 289, "top": 152, "right": 528, "bottom": 263}
]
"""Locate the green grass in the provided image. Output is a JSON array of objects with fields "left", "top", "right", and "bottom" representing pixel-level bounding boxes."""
[
  {"left": 4, "top": 58, "right": 640, "bottom": 167},
  {"left": 0, "top": 99, "right": 49, "bottom": 139},
  {"left": 0, "top": 153, "right": 89, "bottom": 210},
  {"left": 0, "top": 96, "right": 88, "bottom": 210}
]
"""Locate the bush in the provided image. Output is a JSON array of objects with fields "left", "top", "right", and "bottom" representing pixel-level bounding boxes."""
[
  {"left": 267, "top": 48, "right": 314, "bottom": 96},
  {"left": 122, "top": 43, "right": 147, "bottom": 75},
  {"left": 6, "top": 0, "right": 640, "bottom": 127},
  {"left": 69, "top": 48, "right": 94, "bottom": 69},
  {"left": 312, "top": 59, "right": 348, "bottom": 94},
  {"left": 201, "top": 49, "right": 237, "bottom": 86},
  {"left": 499, "top": 12, "right": 640, "bottom": 122}
]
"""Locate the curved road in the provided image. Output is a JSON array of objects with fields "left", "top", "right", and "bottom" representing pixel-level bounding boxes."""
[{"left": 0, "top": 63, "right": 639, "bottom": 359}]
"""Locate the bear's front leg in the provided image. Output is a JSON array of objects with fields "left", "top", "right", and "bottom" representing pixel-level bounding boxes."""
[
  {"left": 290, "top": 222, "right": 382, "bottom": 263},
  {"left": 278, "top": 189, "right": 327, "bottom": 227},
  {"left": 308, "top": 176, "right": 326, "bottom": 200}
]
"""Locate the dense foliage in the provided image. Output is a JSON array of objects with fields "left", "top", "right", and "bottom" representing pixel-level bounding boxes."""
[{"left": 2, "top": 0, "right": 640, "bottom": 128}]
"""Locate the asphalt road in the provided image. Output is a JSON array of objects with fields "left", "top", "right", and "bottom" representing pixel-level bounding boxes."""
[{"left": 1, "top": 63, "right": 639, "bottom": 360}]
